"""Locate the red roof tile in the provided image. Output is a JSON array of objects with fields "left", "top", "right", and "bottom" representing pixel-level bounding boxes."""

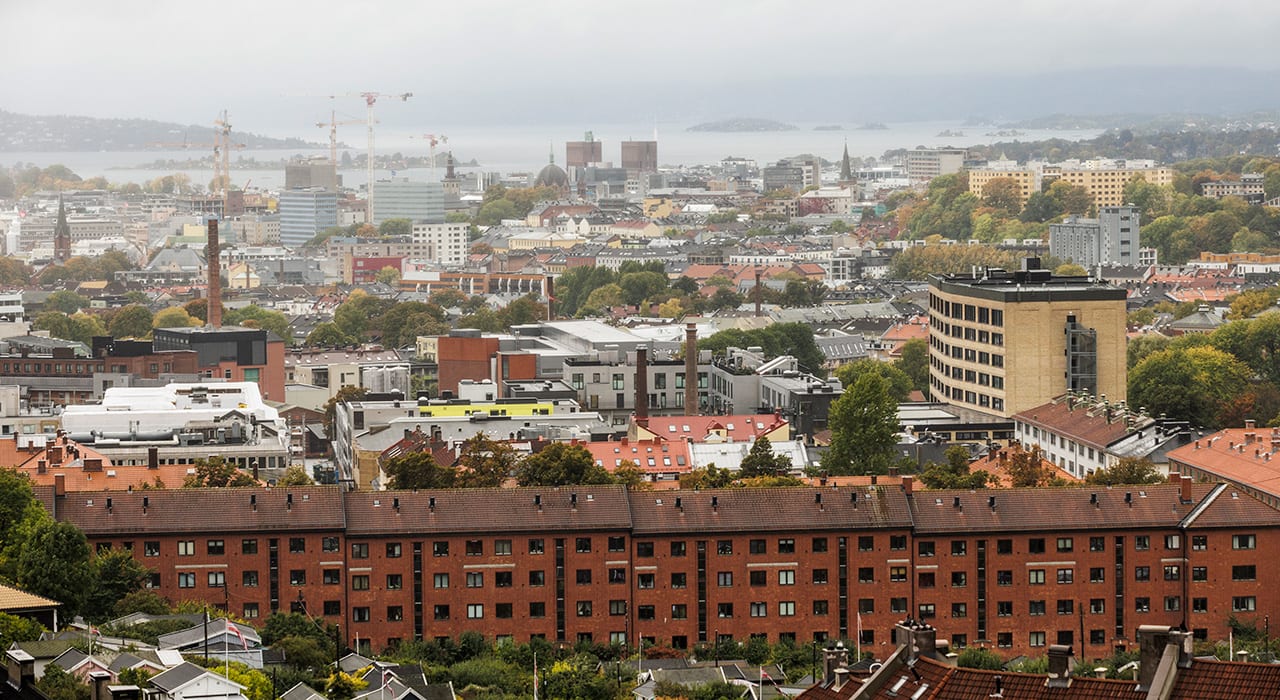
[
  {"left": 1167, "top": 428, "right": 1280, "bottom": 501},
  {"left": 628, "top": 487, "right": 913, "bottom": 535},
  {"left": 1013, "top": 397, "right": 1143, "bottom": 451},
  {"left": 343, "top": 486, "right": 633, "bottom": 536},
  {"left": 57, "top": 486, "right": 345, "bottom": 536}
]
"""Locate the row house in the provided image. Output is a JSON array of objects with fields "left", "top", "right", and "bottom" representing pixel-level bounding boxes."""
[{"left": 49, "top": 479, "right": 1280, "bottom": 660}]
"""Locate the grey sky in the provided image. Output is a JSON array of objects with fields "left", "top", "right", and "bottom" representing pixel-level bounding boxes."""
[{"left": 4, "top": 0, "right": 1280, "bottom": 130}]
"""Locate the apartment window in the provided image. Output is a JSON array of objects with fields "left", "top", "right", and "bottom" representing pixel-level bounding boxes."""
[
  {"left": 637, "top": 542, "right": 655, "bottom": 557},
  {"left": 952, "top": 571, "right": 967, "bottom": 587},
  {"left": 997, "top": 601, "right": 1012, "bottom": 617},
  {"left": 1233, "top": 534, "right": 1256, "bottom": 550},
  {"left": 919, "top": 572, "right": 936, "bottom": 588},
  {"left": 243, "top": 603, "right": 259, "bottom": 619},
  {"left": 1030, "top": 632, "right": 1046, "bottom": 648},
  {"left": 1164, "top": 534, "right": 1181, "bottom": 550},
  {"left": 323, "top": 570, "right": 341, "bottom": 585},
  {"left": 464, "top": 572, "right": 483, "bottom": 588},
  {"left": 178, "top": 541, "right": 195, "bottom": 556},
  {"left": 575, "top": 570, "right": 591, "bottom": 585},
  {"left": 1164, "top": 565, "right": 1181, "bottom": 581},
  {"left": 717, "top": 572, "right": 733, "bottom": 587},
  {"left": 779, "top": 601, "right": 796, "bottom": 617},
  {"left": 1028, "top": 538, "right": 1046, "bottom": 554},
  {"left": 1057, "top": 600, "right": 1074, "bottom": 615},
  {"left": 918, "top": 541, "right": 935, "bottom": 557},
  {"left": 1090, "top": 599, "right": 1105, "bottom": 614},
  {"left": 388, "top": 606, "right": 404, "bottom": 621},
  {"left": 351, "top": 575, "right": 370, "bottom": 591},
  {"left": 466, "top": 540, "right": 483, "bottom": 556},
  {"left": 290, "top": 570, "right": 306, "bottom": 586},
  {"left": 608, "top": 536, "right": 625, "bottom": 552},
  {"left": 432, "top": 542, "right": 448, "bottom": 557},
  {"left": 858, "top": 536, "right": 874, "bottom": 552},
  {"left": 178, "top": 573, "right": 195, "bottom": 588},
  {"left": 1135, "top": 597, "right": 1150, "bottom": 613},
  {"left": 778, "top": 570, "right": 795, "bottom": 586},
  {"left": 528, "top": 538, "right": 544, "bottom": 554},
  {"left": 387, "top": 574, "right": 403, "bottom": 590},
  {"left": 671, "top": 572, "right": 687, "bottom": 588},
  {"left": 1090, "top": 567, "right": 1105, "bottom": 583},
  {"left": 289, "top": 538, "right": 306, "bottom": 554},
  {"left": 1135, "top": 566, "right": 1150, "bottom": 582},
  {"left": 890, "top": 535, "right": 907, "bottom": 551},
  {"left": 998, "top": 633, "right": 1013, "bottom": 648},
  {"left": 1192, "top": 567, "right": 1207, "bottom": 582},
  {"left": 495, "top": 571, "right": 513, "bottom": 588},
  {"left": 208, "top": 572, "right": 225, "bottom": 588},
  {"left": 751, "top": 602, "right": 767, "bottom": 618},
  {"left": 324, "top": 537, "right": 341, "bottom": 553},
  {"left": 433, "top": 573, "right": 449, "bottom": 589},
  {"left": 1165, "top": 597, "right": 1181, "bottom": 612},
  {"left": 144, "top": 541, "right": 160, "bottom": 557},
  {"left": 243, "top": 571, "right": 259, "bottom": 587},
  {"left": 638, "top": 605, "right": 655, "bottom": 621},
  {"left": 1192, "top": 535, "right": 1207, "bottom": 551},
  {"left": 890, "top": 567, "right": 907, "bottom": 583},
  {"left": 815, "top": 600, "right": 830, "bottom": 616},
  {"left": 997, "top": 570, "right": 1013, "bottom": 586},
  {"left": 1233, "top": 565, "right": 1257, "bottom": 581},
  {"left": 717, "top": 540, "right": 733, "bottom": 555},
  {"left": 576, "top": 601, "right": 593, "bottom": 617},
  {"left": 353, "top": 543, "right": 370, "bottom": 558},
  {"left": 952, "top": 603, "right": 967, "bottom": 618},
  {"left": 812, "top": 536, "right": 828, "bottom": 553},
  {"left": 576, "top": 537, "right": 592, "bottom": 553},
  {"left": 749, "top": 571, "right": 767, "bottom": 587},
  {"left": 1135, "top": 536, "right": 1150, "bottom": 551},
  {"left": 717, "top": 603, "right": 734, "bottom": 618},
  {"left": 813, "top": 569, "right": 829, "bottom": 585},
  {"left": 1029, "top": 569, "right": 1045, "bottom": 585},
  {"left": 207, "top": 540, "right": 225, "bottom": 555},
  {"left": 1234, "top": 597, "right": 1256, "bottom": 612},
  {"left": 918, "top": 604, "right": 936, "bottom": 619},
  {"left": 778, "top": 538, "right": 796, "bottom": 554},
  {"left": 529, "top": 602, "right": 546, "bottom": 618},
  {"left": 467, "top": 604, "right": 484, "bottom": 619},
  {"left": 434, "top": 605, "right": 450, "bottom": 620},
  {"left": 891, "top": 598, "right": 908, "bottom": 614},
  {"left": 1192, "top": 598, "right": 1208, "bottom": 613},
  {"left": 859, "top": 567, "right": 874, "bottom": 583},
  {"left": 996, "top": 539, "right": 1012, "bottom": 554},
  {"left": 1030, "top": 600, "right": 1046, "bottom": 616},
  {"left": 1057, "top": 568, "right": 1074, "bottom": 585},
  {"left": 951, "top": 541, "right": 967, "bottom": 556},
  {"left": 1056, "top": 537, "right": 1073, "bottom": 553},
  {"left": 750, "top": 539, "right": 767, "bottom": 554},
  {"left": 529, "top": 571, "right": 545, "bottom": 586},
  {"left": 671, "top": 541, "right": 687, "bottom": 557}
]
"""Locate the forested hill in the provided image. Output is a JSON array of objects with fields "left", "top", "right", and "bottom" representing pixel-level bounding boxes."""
[{"left": 0, "top": 110, "right": 322, "bottom": 151}]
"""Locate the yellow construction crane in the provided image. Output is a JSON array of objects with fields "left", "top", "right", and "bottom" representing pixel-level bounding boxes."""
[
  {"left": 410, "top": 133, "right": 448, "bottom": 178},
  {"left": 317, "top": 110, "right": 369, "bottom": 183},
  {"left": 147, "top": 109, "right": 244, "bottom": 198},
  {"left": 326, "top": 92, "right": 412, "bottom": 224}
]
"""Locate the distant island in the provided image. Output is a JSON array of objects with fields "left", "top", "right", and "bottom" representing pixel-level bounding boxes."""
[
  {"left": 687, "top": 118, "right": 798, "bottom": 132},
  {"left": 856, "top": 122, "right": 889, "bottom": 130},
  {"left": 985, "top": 129, "right": 1025, "bottom": 137},
  {"left": 936, "top": 129, "right": 966, "bottom": 137},
  {"left": 0, "top": 109, "right": 325, "bottom": 152},
  {"left": 813, "top": 125, "right": 842, "bottom": 131}
]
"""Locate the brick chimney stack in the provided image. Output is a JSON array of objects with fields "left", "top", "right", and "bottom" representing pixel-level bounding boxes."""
[
  {"left": 684, "top": 323, "right": 698, "bottom": 416},
  {"left": 634, "top": 346, "right": 649, "bottom": 426},
  {"left": 207, "top": 218, "right": 222, "bottom": 328}
]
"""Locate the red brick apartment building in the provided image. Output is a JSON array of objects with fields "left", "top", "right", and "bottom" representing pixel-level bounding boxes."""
[{"left": 42, "top": 479, "right": 1280, "bottom": 659}]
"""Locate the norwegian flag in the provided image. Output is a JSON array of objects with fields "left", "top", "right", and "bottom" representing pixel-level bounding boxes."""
[
  {"left": 381, "top": 668, "right": 395, "bottom": 688},
  {"left": 226, "top": 621, "right": 250, "bottom": 650},
  {"left": 89, "top": 626, "right": 101, "bottom": 637}
]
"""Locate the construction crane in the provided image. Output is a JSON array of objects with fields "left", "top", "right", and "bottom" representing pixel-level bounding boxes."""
[
  {"left": 326, "top": 92, "right": 412, "bottom": 224},
  {"left": 317, "top": 111, "right": 369, "bottom": 186},
  {"left": 409, "top": 134, "right": 448, "bottom": 178},
  {"left": 147, "top": 110, "right": 245, "bottom": 199}
]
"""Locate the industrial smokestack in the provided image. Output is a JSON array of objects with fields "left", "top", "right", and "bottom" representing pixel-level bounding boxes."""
[
  {"left": 684, "top": 322, "right": 698, "bottom": 416},
  {"left": 545, "top": 276, "right": 555, "bottom": 321},
  {"left": 635, "top": 346, "right": 649, "bottom": 426},
  {"left": 206, "top": 218, "right": 222, "bottom": 328},
  {"left": 754, "top": 267, "right": 763, "bottom": 317}
]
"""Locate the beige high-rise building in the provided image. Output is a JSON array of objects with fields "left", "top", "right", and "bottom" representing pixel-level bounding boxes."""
[
  {"left": 967, "top": 160, "right": 1175, "bottom": 210},
  {"left": 967, "top": 168, "right": 1041, "bottom": 206},
  {"left": 927, "top": 260, "right": 1127, "bottom": 417}
]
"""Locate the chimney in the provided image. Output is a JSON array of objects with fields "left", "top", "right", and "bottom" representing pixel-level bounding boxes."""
[
  {"left": 53, "top": 473, "right": 66, "bottom": 497},
  {"left": 895, "top": 620, "right": 937, "bottom": 662},
  {"left": 36, "top": 459, "right": 47, "bottom": 475},
  {"left": 634, "top": 346, "right": 649, "bottom": 426},
  {"left": 1180, "top": 475, "right": 1193, "bottom": 504},
  {"left": 1136, "top": 625, "right": 1192, "bottom": 692},
  {"left": 147, "top": 446, "right": 159, "bottom": 470},
  {"left": 545, "top": 275, "right": 555, "bottom": 321},
  {"left": 988, "top": 495, "right": 996, "bottom": 510},
  {"left": 250, "top": 494, "right": 257, "bottom": 511},
  {"left": 1246, "top": 419, "right": 1257, "bottom": 430},
  {"left": 89, "top": 670, "right": 112, "bottom": 700},
  {"left": 7, "top": 649, "right": 36, "bottom": 689},
  {"left": 83, "top": 458, "right": 103, "bottom": 472},
  {"left": 286, "top": 493, "right": 293, "bottom": 510},
  {"left": 1047, "top": 645, "right": 1073, "bottom": 687},
  {"left": 570, "top": 493, "right": 578, "bottom": 509},
  {"left": 887, "top": 465, "right": 899, "bottom": 478},
  {"left": 207, "top": 217, "right": 222, "bottom": 328},
  {"left": 754, "top": 268, "right": 763, "bottom": 317},
  {"left": 684, "top": 322, "right": 698, "bottom": 416},
  {"left": 822, "top": 641, "right": 850, "bottom": 684},
  {"left": 901, "top": 475, "right": 914, "bottom": 496}
]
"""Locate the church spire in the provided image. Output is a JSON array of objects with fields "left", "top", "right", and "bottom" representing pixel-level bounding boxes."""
[
  {"left": 839, "top": 140, "right": 852, "bottom": 183},
  {"left": 549, "top": 141, "right": 555, "bottom": 165},
  {"left": 53, "top": 194, "right": 71, "bottom": 263}
]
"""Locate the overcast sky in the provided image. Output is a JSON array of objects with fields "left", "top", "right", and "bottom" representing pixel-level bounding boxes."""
[{"left": 5, "top": 0, "right": 1280, "bottom": 132}]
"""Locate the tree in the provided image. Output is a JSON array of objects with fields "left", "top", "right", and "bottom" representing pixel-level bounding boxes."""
[
  {"left": 378, "top": 218, "right": 413, "bottom": 237},
  {"left": 224, "top": 305, "right": 293, "bottom": 344},
  {"left": 1048, "top": 180, "right": 1093, "bottom": 216},
  {"left": 1128, "top": 346, "right": 1250, "bottom": 428},
  {"left": 957, "top": 647, "right": 1006, "bottom": 670},
  {"left": 261, "top": 612, "right": 336, "bottom": 649},
  {"left": 429, "top": 288, "right": 468, "bottom": 308},
  {"left": 113, "top": 589, "right": 172, "bottom": 617},
  {"left": 277, "top": 465, "right": 315, "bottom": 486},
  {"left": 1127, "top": 333, "right": 1171, "bottom": 369},
  {"left": 835, "top": 359, "right": 913, "bottom": 403},
  {"left": 108, "top": 304, "right": 153, "bottom": 339},
  {"left": 374, "top": 266, "right": 401, "bottom": 286},
  {"left": 894, "top": 339, "right": 930, "bottom": 394},
  {"left": 273, "top": 635, "right": 331, "bottom": 671},
  {"left": 821, "top": 373, "right": 900, "bottom": 475},
  {"left": 183, "top": 456, "right": 257, "bottom": 487},
  {"left": 306, "top": 322, "right": 352, "bottom": 348},
  {"left": 678, "top": 464, "right": 737, "bottom": 490},
  {"left": 16, "top": 518, "right": 94, "bottom": 618},
  {"left": 1006, "top": 445, "right": 1055, "bottom": 487},
  {"left": 45, "top": 290, "right": 88, "bottom": 314},
  {"left": 738, "top": 437, "right": 793, "bottom": 478},
  {"left": 1054, "top": 263, "right": 1088, "bottom": 276},
  {"left": 84, "top": 548, "right": 150, "bottom": 622},
  {"left": 612, "top": 460, "right": 652, "bottom": 490},
  {"left": 152, "top": 306, "right": 199, "bottom": 329},
  {"left": 981, "top": 177, "right": 1023, "bottom": 215},
  {"left": 1019, "top": 191, "right": 1064, "bottom": 223},
  {"left": 37, "top": 664, "right": 90, "bottom": 700},
  {"left": 0, "top": 611, "right": 44, "bottom": 651},
  {"left": 1086, "top": 457, "right": 1165, "bottom": 486},
  {"left": 456, "top": 435, "right": 517, "bottom": 488},
  {"left": 515, "top": 443, "right": 614, "bottom": 486},
  {"left": 920, "top": 445, "right": 995, "bottom": 490},
  {"left": 384, "top": 452, "right": 457, "bottom": 490}
]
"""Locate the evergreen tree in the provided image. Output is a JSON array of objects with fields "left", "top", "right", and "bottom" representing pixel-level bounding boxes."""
[{"left": 821, "top": 373, "right": 900, "bottom": 475}]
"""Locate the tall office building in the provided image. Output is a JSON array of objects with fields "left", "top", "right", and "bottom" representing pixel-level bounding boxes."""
[
  {"left": 412, "top": 222, "right": 469, "bottom": 266},
  {"left": 927, "top": 258, "right": 1127, "bottom": 417},
  {"left": 371, "top": 178, "right": 445, "bottom": 225},
  {"left": 285, "top": 160, "right": 339, "bottom": 191},
  {"left": 906, "top": 148, "right": 967, "bottom": 184},
  {"left": 621, "top": 140, "right": 658, "bottom": 173},
  {"left": 277, "top": 188, "right": 338, "bottom": 248},
  {"left": 566, "top": 134, "right": 603, "bottom": 169},
  {"left": 1049, "top": 206, "right": 1141, "bottom": 268}
]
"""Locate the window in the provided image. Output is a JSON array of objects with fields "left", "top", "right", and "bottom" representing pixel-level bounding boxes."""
[
  {"left": 1089, "top": 536, "right": 1105, "bottom": 552},
  {"left": 1030, "top": 632, "right": 1046, "bottom": 648},
  {"left": 466, "top": 572, "right": 484, "bottom": 588},
  {"left": 388, "top": 606, "right": 404, "bottom": 621},
  {"left": 528, "top": 538, "right": 544, "bottom": 554},
  {"left": 290, "top": 570, "right": 306, "bottom": 586},
  {"left": 749, "top": 571, "right": 767, "bottom": 587},
  {"left": 324, "top": 537, "right": 341, "bottom": 553},
  {"left": 1192, "top": 598, "right": 1208, "bottom": 613},
  {"left": 289, "top": 538, "right": 306, "bottom": 554},
  {"left": 638, "top": 573, "right": 656, "bottom": 589},
  {"left": 323, "top": 570, "right": 341, "bottom": 585},
  {"left": 1192, "top": 567, "right": 1207, "bottom": 582},
  {"left": 207, "top": 540, "right": 225, "bottom": 555},
  {"left": 208, "top": 572, "right": 225, "bottom": 587},
  {"left": 779, "top": 601, "right": 795, "bottom": 617},
  {"left": 466, "top": 540, "right": 483, "bottom": 556},
  {"left": 813, "top": 568, "right": 829, "bottom": 585},
  {"left": 1135, "top": 597, "right": 1150, "bottom": 613},
  {"left": 609, "top": 600, "right": 627, "bottom": 616},
  {"left": 717, "top": 540, "right": 733, "bottom": 555},
  {"left": 998, "top": 633, "right": 1013, "bottom": 648},
  {"left": 918, "top": 604, "right": 935, "bottom": 619},
  {"left": 997, "top": 601, "right": 1012, "bottom": 617},
  {"left": 859, "top": 567, "right": 875, "bottom": 583},
  {"left": 996, "top": 539, "right": 1013, "bottom": 554},
  {"left": 1090, "top": 567, "right": 1105, "bottom": 583},
  {"left": 638, "top": 605, "right": 655, "bottom": 620},
  {"left": 434, "top": 573, "right": 449, "bottom": 589},
  {"left": 576, "top": 601, "right": 593, "bottom": 617},
  {"left": 1233, "top": 534, "right": 1256, "bottom": 550},
  {"left": 890, "top": 535, "right": 907, "bottom": 551},
  {"left": 608, "top": 536, "right": 625, "bottom": 552},
  {"left": 1057, "top": 600, "right": 1074, "bottom": 615},
  {"left": 814, "top": 600, "right": 830, "bottom": 615},
  {"left": 1164, "top": 565, "right": 1181, "bottom": 581},
  {"left": 637, "top": 542, "right": 654, "bottom": 557},
  {"left": 997, "top": 570, "right": 1013, "bottom": 586},
  {"left": 351, "top": 575, "right": 370, "bottom": 590},
  {"left": 387, "top": 574, "right": 403, "bottom": 590},
  {"left": 1029, "top": 569, "right": 1045, "bottom": 585},
  {"left": 1135, "top": 566, "right": 1150, "bottom": 582},
  {"left": 1135, "top": 536, "right": 1150, "bottom": 551},
  {"left": 243, "top": 571, "right": 259, "bottom": 587},
  {"left": 858, "top": 536, "right": 874, "bottom": 552},
  {"left": 1057, "top": 568, "right": 1074, "bottom": 585},
  {"left": 750, "top": 539, "right": 767, "bottom": 554},
  {"left": 1056, "top": 537, "right": 1073, "bottom": 553},
  {"left": 1090, "top": 598, "right": 1105, "bottom": 614},
  {"left": 498, "top": 539, "right": 517, "bottom": 556},
  {"left": 576, "top": 569, "right": 592, "bottom": 585},
  {"left": 243, "top": 603, "right": 259, "bottom": 619},
  {"left": 432, "top": 542, "right": 448, "bottom": 557},
  {"left": 778, "top": 570, "right": 795, "bottom": 586},
  {"left": 890, "top": 567, "right": 907, "bottom": 583},
  {"left": 434, "top": 605, "right": 450, "bottom": 621},
  {"left": 951, "top": 541, "right": 967, "bottom": 556},
  {"left": 178, "top": 541, "right": 195, "bottom": 556},
  {"left": 918, "top": 541, "right": 936, "bottom": 557},
  {"left": 1192, "top": 535, "right": 1207, "bottom": 551},
  {"left": 1164, "top": 534, "right": 1181, "bottom": 550},
  {"left": 952, "top": 603, "right": 967, "bottom": 618},
  {"left": 1233, "top": 565, "right": 1257, "bottom": 581},
  {"left": 813, "top": 537, "right": 829, "bottom": 552},
  {"left": 751, "top": 602, "right": 767, "bottom": 618},
  {"left": 671, "top": 541, "right": 687, "bottom": 557},
  {"left": 1029, "top": 600, "right": 1046, "bottom": 616},
  {"left": 144, "top": 541, "right": 160, "bottom": 557},
  {"left": 1234, "top": 596, "right": 1256, "bottom": 612},
  {"left": 467, "top": 604, "right": 484, "bottom": 619},
  {"left": 919, "top": 572, "right": 936, "bottom": 588},
  {"left": 952, "top": 571, "right": 967, "bottom": 587},
  {"left": 529, "top": 602, "right": 546, "bottom": 618},
  {"left": 1165, "top": 597, "right": 1181, "bottom": 612},
  {"left": 352, "top": 543, "right": 370, "bottom": 558},
  {"left": 671, "top": 572, "right": 687, "bottom": 588},
  {"left": 717, "top": 603, "right": 734, "bottom": 618},
  {"left": 529, "top": 570, "right": 545, "bottom": 586},
  {"left": 495, "top": 571, "right": 513, "bottom": 588},
  {"left": 778, "top": 538, "right": 795, "bottom": 554},
  {"left": 891, "top": 598, "right": 908, "bottom": 614},
  {"left": 576, "top": 537, "right": 592, "bottom": 553},
  {"left": 178, "top": 573, "right": 195, "bottom": 588},
  {"left": 717, "top": 572, "right": 733, "bottom": 587},
  {"left": 1029, "top": 538, "right": 1046, "bottom": 554}
]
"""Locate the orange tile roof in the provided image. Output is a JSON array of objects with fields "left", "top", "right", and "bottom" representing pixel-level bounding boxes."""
[
  {"left": 1013, "top": 397, "right": 1142, "bottom": 452},
  {"left": 1167, "top": 427, "right": 1280, "bottom": 500},
  {"left": 968, "top": 445, "right": 1077, "bottom": 487},
  {"left": 0, "top": 582, "right": 61, "bottom": 611},
  {"left": 634, "top": 414, "right": 789, "bottom": 443},
  {"left": 579, "top": 439, "right": 691, "bottom": 474}
]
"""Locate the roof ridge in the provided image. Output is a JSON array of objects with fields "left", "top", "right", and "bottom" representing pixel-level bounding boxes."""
[{"left": 1180, "top": 482, "right": 1227, "bottom": 528}]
